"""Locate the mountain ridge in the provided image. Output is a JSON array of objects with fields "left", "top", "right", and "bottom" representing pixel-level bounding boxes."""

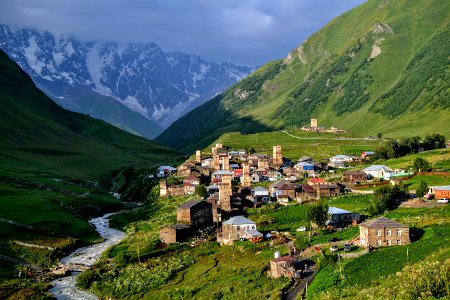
[
  {"left": 157, "top": 0, "right": 450, "bottom": 152},
  {"left": 0, "top": 24, "right": 253, "bottom": 137},
  {"left": 0, "top": 49, "right": 181, "bottom": 179}
]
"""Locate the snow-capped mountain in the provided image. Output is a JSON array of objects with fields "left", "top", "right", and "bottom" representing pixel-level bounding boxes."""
[{"left": 0, "top": 24, "right": 253, "bottom": 130}]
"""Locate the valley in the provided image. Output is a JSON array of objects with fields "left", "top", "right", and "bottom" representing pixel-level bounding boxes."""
[{"left": 0, "top": 0, "right": 449, "bottom": 299}]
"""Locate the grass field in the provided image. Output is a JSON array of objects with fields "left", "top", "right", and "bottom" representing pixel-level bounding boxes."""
[
  {"left": 208, "top": 130, "right": 383, "bottom": 160},
  {"left": 307, "top": 203, "right": 450, "bottom": 299}
]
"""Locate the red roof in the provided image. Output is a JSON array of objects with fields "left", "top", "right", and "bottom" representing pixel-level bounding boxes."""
[{"left": 308, "top": 178, "right": 327, "bottom": 184}]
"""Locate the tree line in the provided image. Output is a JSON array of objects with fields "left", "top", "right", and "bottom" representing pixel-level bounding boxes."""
[{"left": 371, "top": 134, "right": 446, "bottom": 161}]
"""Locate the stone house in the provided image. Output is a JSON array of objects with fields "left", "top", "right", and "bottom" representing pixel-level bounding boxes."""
[
  {"left": 343, "top": 171, "right": 367, "bottom": 183},
  {"left": 160, "top": 224, "right": 192, "bottom": 244},
  {"left": 269, "top": 179, "right": 292, "bottom": 196},
  {"left": 269, "top": 255, "right": 295, "bottom": 279},
  {"left": 316, "top": 184, "right": 341, "bottom": 198},
  {"left": 274, "top": 183, "right": 297, "bottom": 199},
  {"left": 177, "top": 200, "right": 213, "bottom": 228},
  {"left": 359, "top": 217, "right": 410, "bottom": 248},
  {"left": 221, "top": 216, "right": 262, "bottom": 244},
  {"left": 160, "top": 180, "right": 186, "bottom": 197}
]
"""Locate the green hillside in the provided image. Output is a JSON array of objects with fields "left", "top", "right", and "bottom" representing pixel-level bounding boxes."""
[
  {"left": 0, "top": 49, "right": 182, "bottom": 282},
  {"left": 0, "top": 50, "right": 181, "bottom": 179},
  {"left": 42, "top": 85, "right": 163, "bottom": 140},
  {"left": 157, "top": 0, "right": 450, "bottom": 153}
]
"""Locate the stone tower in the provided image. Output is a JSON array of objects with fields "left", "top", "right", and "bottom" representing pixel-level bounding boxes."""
[
  {"left": 241, "top": 162, "right": 251, "bottom": 187},
  {"left": 273, "top": 145, "right": 283, "bottom": 166},
  {"left": 222, "top": 156, "right": 230, "bottom": 171},
  {"left": 258, "top": 158, "right": 269, "bottom": 170},
  {"left": 311, "top": 118, "right": 318, "bottom": 128},
  {"left": 213, "top": 154, "right": 221, "bottom": 171},
  {"left": 195, "top": 150, "right": 202, "bottom": 163},
  {"left": 221, "top": 173, "right": 233, "bottom": 186},
  {"left": 160, "top": 180, "right": 168, "bottom": 197},
  {"left": 219, "top": 182, "right": 232, "bottom": 211}
]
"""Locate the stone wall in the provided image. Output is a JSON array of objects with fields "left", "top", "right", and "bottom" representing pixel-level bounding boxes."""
[{"left": 360, "top": 226, "right": 410, "bottom": 247}]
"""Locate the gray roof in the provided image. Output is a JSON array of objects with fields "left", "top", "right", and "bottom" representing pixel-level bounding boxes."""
[
  {"left": 207, "top": 185, "right": 219, "bottom": 190},
  {"left": 331, "top": 155, "right": 352, "bottom": 159},
  {"left": 223, "top": 216, "right": 256, "bottom": 225},
  {"left": 360, "top": 216, "right": 408, "bottom": 228},
  {"left": 178, "top": 200, "right": 205, "bottom": 209},
  {"left": 212, "top": 170, "right": 234, "bottom": 176},
  {"left": 435, "top": 185, "right": 450, "bottom": 190},
  {"left": 245, "top": 230, "right": 263, "bottom": 237},
  {"left": 166, "top": 223, "right": 191, "bottom": 230},
  {"left": 328, "top": 207, "right": 352, "bottom": 215},
  {"left": 158, "top": 166, "right": 177, "bottom": 171},
  {"left": 363, "top": 165, "right": 392, "bottom": 172},
  {"left": 253, "top": 186, "right": 268, "bottom": 192}
]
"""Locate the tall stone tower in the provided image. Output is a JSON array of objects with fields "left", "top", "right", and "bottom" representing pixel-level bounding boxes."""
[
  {"left": 241, "top": 162, "right": 251, "bottom": 186},
  {"left": 273, "top": 145, "right": 283, "bottom": 166},
  {"left": 195, "top": 150, "right": 202, "bottom": 163},
  {"left": 219, "top": 182, "right": 232, "bottom": 211},
  {"left": 221, "top": 173, "right": 233, "bottom": 186},
  {"left": 212, "top": 146, "right": 221, "bottom": 171},
  {"left": 311, "top": 118, "right": 318, "bottom": 128},
  {"left": 222, "top": 156, "right": 230, "bottom": 171},
  {"left": 159, "top": 180, "right": 168, "bottom": 197},
  {"left": 258, "top": 158, "right": 269, "bottom": 170}
]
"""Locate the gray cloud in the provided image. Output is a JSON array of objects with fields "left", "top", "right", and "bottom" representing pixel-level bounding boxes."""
[{"left": 0, "top": 0, "right": 366, "bottom": 65}]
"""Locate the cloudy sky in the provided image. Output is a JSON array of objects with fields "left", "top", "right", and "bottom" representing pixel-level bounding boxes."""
[{"left": 0, "top": 0, "right": 366, "bottom": 66}]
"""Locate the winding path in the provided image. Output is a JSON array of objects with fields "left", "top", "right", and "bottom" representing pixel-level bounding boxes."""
[{"left": 49, "top": 213, "right": 125, "bottom": 300}]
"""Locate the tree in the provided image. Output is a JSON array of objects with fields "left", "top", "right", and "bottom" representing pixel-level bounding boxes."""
[
  {"left": 195, "top": 184, "right": 207, "bottom": 199},
  {"left": 377, "top": 132, "right": 383, "bottom": 139},
  {"left": 416, "top": 180, "right": 429, "bottom": 198},
  {"left": 413, "top": 157, "right": 431, "bottom": 172},
  {"left": 307, "top": 201, "right": 329, "bottom": 228},
  {"left": 369, "top": 184, "right": 408, "bottom": 215}
]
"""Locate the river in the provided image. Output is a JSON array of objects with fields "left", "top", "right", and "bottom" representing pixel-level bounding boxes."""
[{"left": 49, "top": 213, "right": 125, "bottom": 300}]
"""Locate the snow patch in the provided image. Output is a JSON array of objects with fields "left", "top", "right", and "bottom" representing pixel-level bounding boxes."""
[
  {"left": 120, "top": 96, "right": 148, "bottom": 116},
  {"left": 85, "top": 44, "right": 114, "bottom": 96},
  {"left": 23, "top": 36, "right": 45, "bottom": 76}
]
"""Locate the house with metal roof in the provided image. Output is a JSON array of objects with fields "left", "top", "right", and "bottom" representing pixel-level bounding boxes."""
[
  {"left": 362, "top": 165, "right": 394, "bottom": 179},
  {"left": 221, "top": 216, "right": 262, "bottom": 244},
  {"left": 327, "top": 206, "right": 360, "bottom": 228}
]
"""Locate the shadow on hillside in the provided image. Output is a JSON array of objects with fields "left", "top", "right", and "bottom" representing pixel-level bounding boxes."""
[{"left": 410, "top": 227, "right": 425, "bottom": 243}]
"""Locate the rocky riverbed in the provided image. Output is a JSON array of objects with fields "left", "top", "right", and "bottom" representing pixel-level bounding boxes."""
[{"left": 49, "top": 213, "right": 125, "bottom": 299}]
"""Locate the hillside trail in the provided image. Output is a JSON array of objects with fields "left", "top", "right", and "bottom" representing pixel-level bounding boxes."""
[{"left": 49, "top": 213, "right": 125, "bottom": 300}]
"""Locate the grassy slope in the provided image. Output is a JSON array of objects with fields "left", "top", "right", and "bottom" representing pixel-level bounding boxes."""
[
  {"left": 206, "top": 130, "right": 384, "bottom": 160},
  {"left": 0, "top": 50, "right": 181, "bottom": 277},
  {"left": 157, "top": 0, "right": 450, "bottom": 152}
]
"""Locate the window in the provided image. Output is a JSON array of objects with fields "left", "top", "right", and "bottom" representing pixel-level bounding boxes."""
[
  {"left": 377, "top": 230, "right": 382, "bottom": 236},
  {"left": 252, "top": 225, "right": 256, "bottom": 230},
  {"left": 236, "top": 226, "right": 240, "bottom": 230},
  {"left": 397, "top": 230, "right": 402, "bottom": 236},
  {"left": 376, "top": 240, "right": 382, "bottom": 246},
  {"left": 237, "top": 233, "right": 240, "bottom": 239},
  {"left": 387, "top": 240, "right": 391, "bottom": 246},
  {"left": 397, "top": 240, "right": 401, "bottom": 245},
  {"left": 387, "top": 230, "right": 392, "bottom": 236}
]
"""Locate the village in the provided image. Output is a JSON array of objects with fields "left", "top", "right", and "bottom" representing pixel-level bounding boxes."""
[{"left": 154, "top": 130, "right": 449, "bottom": 291}]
